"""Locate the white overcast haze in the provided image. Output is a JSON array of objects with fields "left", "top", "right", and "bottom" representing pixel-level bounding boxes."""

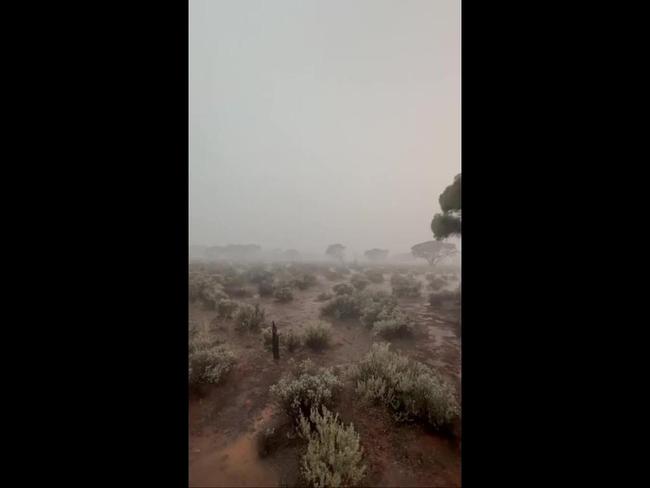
[{"left": 190, "top": 0, "right": 460, "bottom": 257}]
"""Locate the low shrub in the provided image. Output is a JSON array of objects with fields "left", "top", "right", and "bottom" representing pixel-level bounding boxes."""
[
  {"left": 316, "top": 292, "right": 333, "bottom": 302},
  {"left": 350, "top": 274, "right": 370, "bottom": 291},
  {"left": 352, "top": 343, "right": 459, "bottom": 430},
  {"left": 292, "top": 273, "right": 318, "bottom": 290},
  {"left": 224, "top": 285, "right": 254, "bottom": 298},
  {"left": 323, "top": 269, "right": 345, "bottom": 281},
  {"left": 258, "top": 279, "right": 275, "bottom": 297},
  {"left": 261, "top": 326, "right": 274, "bottom": 351},
  {"left": 262, "top": 326, "right": 301, "bottom": 352},
  {"left": 274, "top": 285, "right": 294, "bottom": 303},
  {"left": 216, "top": 299, "right": 238, "bottom": 319},
  {"left": 332, "top": 283, "right": 355, "bottom": 296},
  {"left": 191, "top": 275, "right": 228, "bottom": 309},
  {"left": 371, "top": 308, "right": 414, "bottom": 338},
  {"left": 245, "top": 266, "right": 274, "bottom": 284},
  {"left": 285, "top": 328, "right": 302, "bottom": 352},
  {"left": 303, "top": 321, "right": 332, "bottom": 350},
  {"left": 188, "top": 272, "right": 207, "bottom": 303},
  {"left": 390, "top": 273, "right": 422, "bottom": 298},
  {"left": 429, "top": 288, "right": 461, "bottom": 307},
  {"left": 359, "top": 291, "right": 398, "bottom": 328},
  {"left": 269, "top": 360, "right": 342, "bottom": 420},
  {"left": 364, "top": 269, "right": 384, "bottom": 283},
  {"left": 298, "top": 406, "right": 366, "bottom": 488},
  {"left": 425, "top": 273, "right": 448, "bottom": 291},
  {"left": 188, "top": 326, "right": 213, "bottom": 354},
  {"left": 234, "top": 303, "right": 266, "bottom": 332},
  {"left": 320, "top": 294, "right": 361, "bottom": 320},
  {"left": 188, "top": 344, "right": 235, "bottom": 385}
]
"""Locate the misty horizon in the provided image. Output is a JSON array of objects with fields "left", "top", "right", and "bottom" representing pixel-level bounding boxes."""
[{"left": 190, "top": 0, "right": 460, "bottom": 257}]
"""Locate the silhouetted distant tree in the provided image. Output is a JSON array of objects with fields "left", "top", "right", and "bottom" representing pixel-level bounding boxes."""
[
  {"left": 411, "top": 241, "right": 457, "bottom": 266},
  {"left": 325, "top": 244, "right": 346, "bottom": 263},
  {"left": 206, "top": 244, "right": 261, "bottom": 261},
  {"left": 364, "top": 249, "right": 389, "bottom": 262},
  {"left": 283, "top": 249, "right": 301, "bottom": 261}
]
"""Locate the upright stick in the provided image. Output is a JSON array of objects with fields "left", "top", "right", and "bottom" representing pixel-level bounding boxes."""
[{"left": 272, "top": 320, "right": 280, "bottom": 360}]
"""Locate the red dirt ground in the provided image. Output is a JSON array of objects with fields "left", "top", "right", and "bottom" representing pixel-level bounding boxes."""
[{"left": 189, "top": 266, "right": 460, "bottom": 487}]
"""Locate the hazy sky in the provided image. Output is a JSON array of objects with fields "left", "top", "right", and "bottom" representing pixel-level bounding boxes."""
[{"left": 190, "top": 0, "right": 460, "bottom": 256}]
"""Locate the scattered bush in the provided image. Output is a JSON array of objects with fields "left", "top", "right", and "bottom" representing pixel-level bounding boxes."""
[
  {"left": 261, "top": 326, "right": 274, "bottom": 351},
  {"left": 332, "top": 283, "right": 355, "bottom": 296},
  {"left": 353, "top": 343, "right": 459, "bottom": 430},
  {"left": 188, "top": 273, "right": 207, "bottom": 303},
  {"left": 303, "top": 321, "right": 332, "bottom": 350},
  {"left": 234, "top": 303, "right": 266, "bottom": 332},
  {"left": 189, "top": 345, "right": 235, "bottom": 386},
  {"left": 364, "top": 269, "right": 384, "bottom": 283},
  {"left": 274, "top": 285, "right": 294, "bottom": 303},
  {"left": 429, "top": 288, "right": 461, "bottom": 308},
  {"left": 323, "top": 269, "right": 345, "bottom": 281},
  {"left": 390, "top": 273, "right": 422, "bottom": 298},
  {"left": 425, "top": 273, "right": 448, "bottom": 291},
  {"left": 428, "top": 277, "right": 447, "bottom": 291},
  {"left": 188, "top": 326, "right": 213, "bottom": 354},
  {"left": 298, "top": 406, "right": 366, "bottom": 488},
  {"left": 258, "top": 279, "right": 275, "bottom": 297},
  {"left": 216, "top": 299, "right": 238, "bottom": 319},
  {"left": 292, "top": 273, "right": 318, "bottom": 290},
  {"left": 316, "top": 292, "right": 333, "bottom": 302},
  {"left": 372, "top": 308, "right": 414, "bottom": 338},
  {"left": 245, "top": 266, "right": 274, "bottom": 284},
  {"left": 350, "top": 274, "right": 370, "bottom": 291},
  {"left": 359, "top": 291, "right": 398, "bottom": 328},
  {"left": 269, "top": 361, "right": 342, "bottom": 420},
  {"left": 188, "top": 273, "right": 229, "bottom": 309},
  {"left": 320, "top": 294, "right": 362, "bottom": 320},
  {"left": 261, "top": 326, "right": 302, "bottom": 353},
  {"left": 285, "top": 328, "right": 302, "bottom": 352}
]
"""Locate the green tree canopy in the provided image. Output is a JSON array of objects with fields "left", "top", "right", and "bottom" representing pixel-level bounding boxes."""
[{"left": 431, "top": 174, "right": 461, "bottom": 240}]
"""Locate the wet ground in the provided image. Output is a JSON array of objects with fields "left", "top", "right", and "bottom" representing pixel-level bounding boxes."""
[{"left": 189, "top": 267, "right": 460, "bottom": 487}]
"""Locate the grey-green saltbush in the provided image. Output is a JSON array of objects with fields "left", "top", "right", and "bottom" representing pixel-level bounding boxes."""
[
  {"left": 261, "top": 326, "right": 302, "bottom": 352},
  {"left": 269, "top": 361, "right": 342, "bottom": 421},
  {"left": 234, "top": 303, "right": 266, "bottom": 333},
  {"left": 364, "top": 269, "right": 384, "bottom": 284},
  {"left": 359, "top": 291, "right": 398, "bottom": 328},
  {"left": 332, "top": 283, "right": 355, "bottom": 296},
  {"left": 303, "top": 321, "right": 332, "bottom": 350},
  {"left": 285, "top": 328, "right": 302, "bottom": 352},
  {"left": 298, "top": 406, "right": 366, "bottom": 488},
  {"left": 316, "top": 292, "right": 333, "bottom": 302},
  {"left": 258, "top": 279, "right": 275, "bottom": 297},
  {"left": 371, "top": 308, "right": 414, "bottom": 338},
  {"left": 274, "top": 285, "right": 294, "bottom": 303},
  {"left": 292, "top": 273, "right": 317, "bottom": 290},
  {"left": 390, "top": 273, "right": 422, "bottom": 298},
  {"left": 216, "top": 299, "right": 238, "bottom": 319},
  {"left": 429, "top": 288, "right": 461, "bottom": 307},
  {"left": 320, "top": 294, "right": 361, "bottom": 320},
  {"left": 353, "top": 343, "right": 459, "bottom": 430},
  {"left": 188, "top": 345, "right": 235, "bottom": 385},
  {"left": 350, "top": 274, "right": 370, "bottom": 291}
]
